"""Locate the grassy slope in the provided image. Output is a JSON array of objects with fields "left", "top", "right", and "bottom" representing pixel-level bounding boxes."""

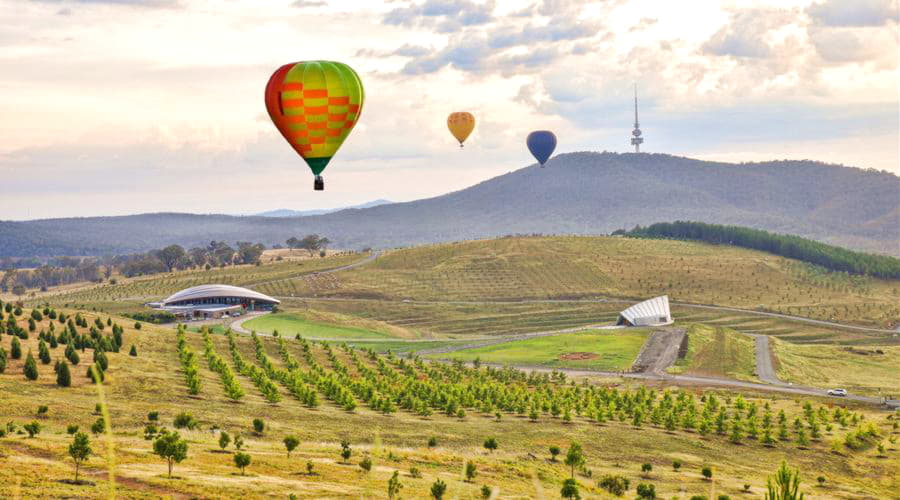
[
  {"left": 668, "top": 324, "right": 758, "bottom": 382},
  {"left": 241, "top": 313, "right": 391, "bottom": 340},
  {"left": 431, "top": 330, "right": 649, "bottom": 371},
  {"left": 772, "top": 338, "right": 900, "bottom": 396},
  {"left": 261, "top": 236, "right": 899, "bottom": 328},
  {"left": 0, "top": 309, "right": 897, "bottom": 498}
]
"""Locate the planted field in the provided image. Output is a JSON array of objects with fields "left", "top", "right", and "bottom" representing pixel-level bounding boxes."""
[
  {"left": 0, "top": 305, "right": 897, "bottom": 498},
  {"left": 771, "top": 339, "right": 900, "bottom": 397},
  {"left": 241, "top": 313, "right": 392, "bottom": 340},
  {"left": 667, "top": 324, "right": 758, "bottom": 382},
  {"left": 430, "top": 330, "right": 649, "bottom": 371},
  {"left": 265, "top": 237, "right": 899, "bottom": 328}
]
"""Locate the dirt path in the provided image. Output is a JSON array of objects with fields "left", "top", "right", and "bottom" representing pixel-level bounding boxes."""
[
  {"left": 631, "top": 328, "right": 686, "bottom": 375},
  {"left": 5, "top": 441, "right": 190, "bottom": 499},
  {"left": 752, "top": 334, "right": 787, "bottom": 386}
]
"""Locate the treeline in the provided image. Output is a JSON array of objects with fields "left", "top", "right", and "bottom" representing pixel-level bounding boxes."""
[
  {"left": 117, "top": 240, "right": 267, "bottom": 277},
  {"left": 1, "top": 261, "right": 104, "bottom": 295},
  {"left": 619, "top": 221, "right": 900, "bottom": 279}
]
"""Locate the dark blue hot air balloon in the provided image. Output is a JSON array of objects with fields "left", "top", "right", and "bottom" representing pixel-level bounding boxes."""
[{"left": 526, "top": 130, "right": 557, "bottom": 167}]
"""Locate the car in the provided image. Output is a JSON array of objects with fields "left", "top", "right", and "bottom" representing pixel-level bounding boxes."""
[{"left": 827, "top": 388, "right": 848, "bottom": 397}]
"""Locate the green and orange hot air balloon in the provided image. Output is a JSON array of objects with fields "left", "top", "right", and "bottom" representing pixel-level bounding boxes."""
[{"left": 265, "top": 61, "right": 364, "bottom": 191}]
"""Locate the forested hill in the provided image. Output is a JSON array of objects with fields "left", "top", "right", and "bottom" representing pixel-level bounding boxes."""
[{"left": 2, "top": 152, "right": 898, "bottom": 257}]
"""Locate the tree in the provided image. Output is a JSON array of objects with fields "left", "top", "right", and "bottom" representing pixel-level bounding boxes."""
[
  {"left": 252, "top": 418, "right": 265, "bottom": 435},
  {"left": 428, "top": 436, "right": 437, "bottom": 448},
  {"left": 55, "top": 359, "right": 72, "bottom": 388},
  {"left": 234, "top": 452, "right": 251, "bottom": 475},
  {"left": 340, "top": 439, "right": 352, "bottom": 463},
  {"left": 465, "top": 461, "right": 477, "bottom": 482},
  {"left": 237, "top": 242, "right": 266, "bottom": 265},
  {"left": 219, "top": 431, "right": 231, "bottom": 451},
  {"left": 483, "top": 437, "right": 498, "bottom": 453},
  {"left": 38, "top": 340, "right": 51, "bottom": 364},
  {"left": 561, "top": 478, "right": 580, "bottom": 499},
  {"left": 286, "top": 237, "right": 301, "bottom": 253},
  {"left": 673, "top": 459, "right": 682, "bottom": 472},
  {"left": 636, "top": 483, "right": 656, "bottom": 499},
  {"left": 129, "top": 345, "right": 138, "bottom": 357},
  {"left": 153, "top": 431, "right": 188, "bottom": 479},
  {"left": 0, "top": 347, "right": 6, "bottom": 374},
  {"left": 299, "top": 234, "right": 322, "bottom": 257},
  {"left": 156, "top": 245, "right": 187, "bottom": 272},
  {"left": 564, "top": 442, "right": 585, "bottom": 479},
  {"left": 360, "top": 456, "right": 372, "bottom": 474},
  {"left": 24, "top": 350, "right": 38, "bottom": 380},
  {"left": 24, "top": 421, "right": 41, "bottom": 438},
  {"left": 68, "top": 432, "right": 92, "bottom": 482},
  {"left": 430, "top": 478, "right": 447, "bottom": 499},
  {"left": 765, "top": 461, "right": 805, "bottom": 500},
  {"left": 387, "top": 470, "right": 403, "bottom": 499},
  {"left": 702, "top": 466, "right": 713, "bottom": 481},
  {"left": 283, "top": 435, "right": 299, "bottom": 458},
  {"left": 11, "top": 337, "right": 21, "bottom": 359},
  {"left": 233, "top": 433, "right": 244, "bottom": 450},
  {"left": 641, "top": 462, "right": 653, "bottom": 477},
  {"left": 549, "top": 445, "right": 561, "bottom": 462},
  {"left": 91, "top": 417, "right": 105, "bottom": 435}
]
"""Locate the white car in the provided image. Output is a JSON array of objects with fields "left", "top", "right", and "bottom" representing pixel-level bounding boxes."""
[{"left": 827, "top": 388, "right": 847, "bottom": 397}]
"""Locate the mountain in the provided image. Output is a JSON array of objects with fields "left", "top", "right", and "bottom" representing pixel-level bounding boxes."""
[
  {"left": 2, "top": 152, "right": 898, "bottom": 257},
  {"left": 254, "top": 199, "right": 393, "bottom": 217}
]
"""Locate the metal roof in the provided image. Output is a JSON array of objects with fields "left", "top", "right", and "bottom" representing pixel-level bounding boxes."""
[
  {"left": 618, "top": 295, "right": 672, "bottom": 326},
  {"left": 161, "top": 284, "right": 280, "bottom": 305}
]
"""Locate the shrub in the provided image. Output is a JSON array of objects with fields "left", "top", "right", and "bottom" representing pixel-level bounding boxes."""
[
  {"left": 636, "top": 483, "right": 656, "bottom": 499},
  {"left": 340, "top": 439, "right": 352, "bottom": 463},
  {"left": 388, "top": 470, "right": 403, "bottom": 499},
  {"left": 483, "top": 437, "right": 498, "bottom": 453},
  {"left": 430, "top": 478, "right": 447, "bottom": 499},
  {"left": 561, "top": 478, "right": 580, "bottom": 499},
  {"left": 147, "top": 411, "right": 159, "bottom": 421},
  {"left": 427, "top": 436, "right": 437, "bottom": 448},
  {"left": 360, "top": 456, "right": 372, "bottom": 473},
  {"left": 36, "top": 405, "right": 48, "bottom": 417},
  {"left": 641, "top": 462, "right": 653, "bottom": 476},
  {"left": 129, "top": 345, "right": 138, "bottom": 356},
  {"left": 480, "top": 485, "right": 492, "bottom": 499},
  {"left": 410, "top": 466, "right": 422, "bottom": 478},
  {"left": 0, "top": 347, "right": 6, "bottom": 373},
  {"left": 306, "top": 461, "right": 315, "bottom": 475},
  {"left": 252, "top": 418, "right": 265, "bottom": 435},
  {"left": 219, "top": 431, "right": 231, "bottom": 450},
  {"left": 24, "top": 421, "right": 41, "bottom": 438},
  {"left": 598, "top": 475, "right": 630, "bottom": 496},
  {"left": 173, "top": 412, "right": 198, "bottom": 430},
  {"left": 673, "top": 459, "right": 682, "bottom": 471},
  {"left": 550, "top": 445, "right": 561, "bottom": 461},
  {"left": 816, "top": 476, "right": 825, "bottom": 486},
  {"left": 234, "top": 452, "right": 251, "bottom": 475},
  {"left": 67, "top": 424, "right": 79, "bottom": 435},
  {"left": 134, "top": 322, "right": 142, "bottom": 330},
  {"left": 91, "top": 417, "right": 105, "bottom": 435},
  {"left": 702, "top": 466, "right": 713, "bottom": 480},
  {"left": 465, "top": 461, "right": 477, "bottom": 482}
]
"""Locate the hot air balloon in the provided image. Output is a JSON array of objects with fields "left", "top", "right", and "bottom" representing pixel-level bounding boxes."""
[
  {"left": 265, "top": 61, "right": 365, "bottom": 191},
  {"left": 526, "top": 130, "right": 557, "bottom": 167},
  {"left": 447, "top": 112, "right": 475, "bottom": 147}
]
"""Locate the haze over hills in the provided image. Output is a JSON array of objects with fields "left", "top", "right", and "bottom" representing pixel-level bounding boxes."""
[
  {"left": 1, "top": 152, "right": 898, "bottom": 257},
  {"left": 253, "top": 199, "right": 393, "bottom": 217}
]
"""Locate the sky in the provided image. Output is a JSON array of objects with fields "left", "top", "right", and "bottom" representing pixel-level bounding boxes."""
[{"left": 1, "top": 0, "right": 897, "bottom": 220}]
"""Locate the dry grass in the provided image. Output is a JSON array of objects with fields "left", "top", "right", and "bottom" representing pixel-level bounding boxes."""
[
  {"left": 668, "top": 324, "right": 758, "bottom": 382},
  {"left": 1, "top": 307, "right": 897, "bottom": 498}
]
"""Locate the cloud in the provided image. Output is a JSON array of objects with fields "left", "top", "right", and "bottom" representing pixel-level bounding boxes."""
[
  {"left": 702, "top": 9, "right": 790, "bottom": 58},
  {"left": 384, "top": 0, "right": 495, "bottom": 29},
  {"left": 291, "top": 0, "right": 327, "bottom": 7},
  {"left": 30, "top": 0, "right": 180, "bottom": 6},
  {"left": 807, "top": 0, "right": 899, "bottom": 27}
]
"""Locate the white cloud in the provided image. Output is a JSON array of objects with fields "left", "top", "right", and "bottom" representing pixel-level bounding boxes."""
[{"left": 806, "top": 0, "right": 899, "bottom": 27}]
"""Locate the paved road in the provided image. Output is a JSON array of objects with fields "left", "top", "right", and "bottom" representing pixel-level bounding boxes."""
[
  {"left": 631, "top": 328, "right": 686, "bottom": 375},
  {"left": 752, "top": 334, "right": 787, "bottom": 386}
]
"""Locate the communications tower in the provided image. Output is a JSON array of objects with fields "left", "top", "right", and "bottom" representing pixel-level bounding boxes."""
[{"left": 630, "top": 84, "right": 644, "bottom": 153}]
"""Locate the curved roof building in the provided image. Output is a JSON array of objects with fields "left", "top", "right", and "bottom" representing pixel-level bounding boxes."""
[
  {"left": 161, "top": 284, "right": 280, "bottom": 307},
  {"left": 617, "top": 295, "right": 672, "bottom": 327}
]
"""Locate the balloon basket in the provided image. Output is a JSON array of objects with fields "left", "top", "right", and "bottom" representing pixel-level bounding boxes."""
[{"left": 314, "top": 176, "right": 324, "bottom": 191}]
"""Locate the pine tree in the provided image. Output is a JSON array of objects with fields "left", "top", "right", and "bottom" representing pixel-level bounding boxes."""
[
  {"left": 38, "top": 340, "right": 51, "bottom": 364},
  {"left": 24, "top": 351, "right": 39, "bottom": 380},
  {"left": 11, "top": 337, "right": 22, "bottom": 359},
  {"left": 129, "top": 345, "right": 138, "bottom": 357},
  {"left": 57, "top": 360, "right": 72, "bottom": 387}
]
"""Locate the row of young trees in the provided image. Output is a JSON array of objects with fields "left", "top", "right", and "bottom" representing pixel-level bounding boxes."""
[{"left": 619, "top": 221, "right": 900, "bottom": 279}]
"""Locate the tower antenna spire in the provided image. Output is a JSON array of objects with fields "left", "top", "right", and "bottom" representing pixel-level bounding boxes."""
[{"left": 630, "top": 83, "right": 644, "bottom": 153}]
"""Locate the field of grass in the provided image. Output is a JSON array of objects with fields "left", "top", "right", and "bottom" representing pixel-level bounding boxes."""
[
  {"left": 257, "top": 236, "right": 899, "bottom": 328},
  {"left": 242, "top": 313, "right": 392, "bottom": 340},
  {"left": 431, "top": 330, "right": 650, "bottom": 371},
  {"left": 668, "top": 324, "right": 758, "bottom": 382},
  {"left": 771, "top": 338, "right": 900, "bottom": 397},
  {"left": 23, "top": 252, "right": 369, "bottom": 315},
  {"left": 1, "top": 306, "right": 897, "bottom": 498}
]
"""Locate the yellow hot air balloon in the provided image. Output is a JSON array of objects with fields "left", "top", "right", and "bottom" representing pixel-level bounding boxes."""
[{"left": 447, "top": 112, "right": 475, "bottom": 147}]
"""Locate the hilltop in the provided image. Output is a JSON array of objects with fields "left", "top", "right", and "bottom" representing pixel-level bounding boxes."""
[{"left": 2, "top": 152, "right": 897, "bottom": 257}]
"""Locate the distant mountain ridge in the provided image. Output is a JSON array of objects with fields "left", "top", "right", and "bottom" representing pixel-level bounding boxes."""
[
  {"left": 254, "top": 199, "right": 393, "bottom": 217},
  {"left": 1, "top": 152, "right": 897, "bottom": 257}
]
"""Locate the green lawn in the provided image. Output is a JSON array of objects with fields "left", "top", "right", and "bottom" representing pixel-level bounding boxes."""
[
  {"left": 345, "top": 339, "right": 470, "bottom": 354},
  {"left": 431, "top": 330, "right": 649, "bottom": 371},
  {"left": 242, "top": 312, "right": 391, "bottom": 339},
  {"left": 667, "top": 324, "right": 758, "bottom": 382}
]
